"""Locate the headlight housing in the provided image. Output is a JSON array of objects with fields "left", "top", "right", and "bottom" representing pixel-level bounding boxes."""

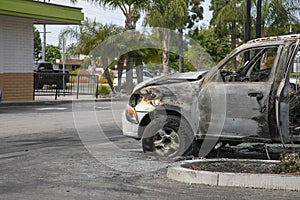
[{"left": 125, "top": 104, "right": 138, "bottom": 124}]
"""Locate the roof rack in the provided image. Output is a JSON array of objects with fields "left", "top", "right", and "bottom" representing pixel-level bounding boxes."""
[{"left": 247, "top": 34, "right": 300, "bottom": 44}]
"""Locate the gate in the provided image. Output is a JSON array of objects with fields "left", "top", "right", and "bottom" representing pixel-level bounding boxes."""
[{"left": 34, "top": 73, "right": 99, "bottom": 99}]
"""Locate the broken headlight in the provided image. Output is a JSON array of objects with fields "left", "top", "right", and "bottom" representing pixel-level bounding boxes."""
[{"left": 125, "top": 104, "right": 138, "bottom": 124}]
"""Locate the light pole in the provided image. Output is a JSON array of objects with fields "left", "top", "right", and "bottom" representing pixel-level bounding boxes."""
[
  {"left": 244, "top": 0, "right": 251, "bottom": 43},
  {"left": 256, "top": 0, "right": 262, "bottom": 38},
  {"left": 62, "top": 37, "right": 66, "bottom": 93},
  {"left": 244, "top": 0, "right": 251, "bottom": 61}
]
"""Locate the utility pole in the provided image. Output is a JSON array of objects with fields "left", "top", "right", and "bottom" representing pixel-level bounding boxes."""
[
  {"left": 42, "top": 24, "right": 46, "bottom": 61},
  {"left": 42, "top": 0, "right": 50, "bottom": 61},
  {"left": 38, "top": 27, "right": 50, "bottom": 61},
  {"left": 256, "top": 0, "right": 262, "bottom": 38}
]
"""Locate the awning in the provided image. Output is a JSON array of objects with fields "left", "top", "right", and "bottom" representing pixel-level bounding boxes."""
[{"left": 0, "top": 0, "right": 84, "bottom": 24}]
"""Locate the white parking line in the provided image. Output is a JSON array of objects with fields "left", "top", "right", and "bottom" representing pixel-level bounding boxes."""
[
  {"left": 35, "top": 107, "right": 68, "bottom": 111},
  {"left": 94, "top": 106, "right": 111, "bottom": 110}
]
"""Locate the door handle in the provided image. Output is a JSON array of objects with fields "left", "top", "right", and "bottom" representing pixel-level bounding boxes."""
[{"left": 248, "top": 92, "right": 265, "bottom": 112}]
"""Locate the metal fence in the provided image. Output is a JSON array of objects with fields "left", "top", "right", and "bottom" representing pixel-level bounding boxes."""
[{"left": 34, "top": 73, "right": 99, "bottom": 99}]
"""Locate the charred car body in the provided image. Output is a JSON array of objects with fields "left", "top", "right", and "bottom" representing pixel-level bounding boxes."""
[{"left": 122, "top": 34, "right": 300, "bottom": 157}]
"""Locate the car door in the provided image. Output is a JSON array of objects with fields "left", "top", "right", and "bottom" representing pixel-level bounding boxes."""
[
  {"left": 276, "top": 40, "right": 299, "bottom": 144},
  {"left": 199, "top": 44, "right": 283, "bottom": 140}
]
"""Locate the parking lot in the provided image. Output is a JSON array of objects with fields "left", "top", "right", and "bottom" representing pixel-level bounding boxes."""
[{"left": 0, "top": 101, "right": 299, "bottom": 199}]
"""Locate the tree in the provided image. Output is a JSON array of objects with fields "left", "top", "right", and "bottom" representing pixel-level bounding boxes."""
[
  {"left": 145, "top": 0, "right": 188, "bottom": 74},
  {"left": 60, "top": 19, "right": 123, "bottom": 55},
  {"left": 71, "top": 0, "right": 148, "bottom": 31},
  {"left": 210, "top": 0, "right": 245, "bottom": 55},
  {"left": 34, "top": 26, "right": 42, "bottom": 61},
  {"left": 179, "top": 0, "right": 204, "bottom": 72},
  {"left": 210, "top": 0, "right": 300, "bottom": 47},
  {"left": 145, "top": 0, "right": 205, "bottom": 73},
  {"left": 45, "top": 45, "right": 61, "bottom": 63},
  {"left": 70, "top": 0, "right": 150, "bottom": 91},
  {"left": 65, "top": 43, "right": 77, "bottom": 60},
  {"left": 261, "top": 0, "right": 300, "bottom": 36},
  {"left": 209, "top": 0, "right": 300, "bottom": 70},
  {"left": 189, "top": 27, "right": 230, "bottom": 63},
  {"left": 59, "top": 19, "right": 123, "bottom": 90}
]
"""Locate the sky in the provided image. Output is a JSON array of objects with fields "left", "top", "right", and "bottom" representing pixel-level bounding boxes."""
[{"left": 36, "top": 0, "right": 212, "bottom": 46}]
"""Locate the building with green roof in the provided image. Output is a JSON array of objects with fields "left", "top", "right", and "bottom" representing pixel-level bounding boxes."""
[{"left": 0, "top": 0, "right": 84, "bottom": 101}]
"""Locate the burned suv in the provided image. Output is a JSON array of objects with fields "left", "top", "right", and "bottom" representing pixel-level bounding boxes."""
[{"left": 122, "top": 34, "right": 300, "bottom": 157}]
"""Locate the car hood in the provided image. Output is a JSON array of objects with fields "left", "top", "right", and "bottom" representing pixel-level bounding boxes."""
[{"left": 133, "top": 70, "right": 208, "bottom": 92}]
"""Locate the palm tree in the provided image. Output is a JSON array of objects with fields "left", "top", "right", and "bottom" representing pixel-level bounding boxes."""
[
  {"left": 59, "top": 19, "right": 123, "bottom": 90},
  {"left": 71, "top": 0, "right": 148, "bottom": 31},
  {"left": 70, "top": 0, "right": 150, "bottom": 91},
  {"left": 210, "top": 0, "right": 244, "bottom": 53},
  {"left": 261, "top": 0, "right": 300, "bottom": 36},
  {"left": 59, "top": 19, "right": 123, "bottom": 55},
  {"left": 210, "top": 0, "right": 300, "bottom": 46}
]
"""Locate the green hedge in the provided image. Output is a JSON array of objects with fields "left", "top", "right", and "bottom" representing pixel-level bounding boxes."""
[
  {"left": 290, "top": 72, "right": 300, "bottom": 78},
  {"left": 97, "top": 85, "right": 111, "bottom": 96}
]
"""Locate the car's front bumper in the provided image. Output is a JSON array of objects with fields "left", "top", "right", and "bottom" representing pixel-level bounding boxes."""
[{"left": 122, "top": 110, "right": 148, "bottom": 139}]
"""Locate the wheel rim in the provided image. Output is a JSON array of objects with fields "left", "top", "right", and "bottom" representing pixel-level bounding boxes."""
[{"left": 153, "top": 128, "right": 180, "bottom": 157}]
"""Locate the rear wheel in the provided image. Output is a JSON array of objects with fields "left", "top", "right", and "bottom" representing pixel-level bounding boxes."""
[{"left": 142, "top": 115, "right": 194, "bottom": 157}]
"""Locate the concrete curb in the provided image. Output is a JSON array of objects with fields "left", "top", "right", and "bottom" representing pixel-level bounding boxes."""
[{"left": 167, "top": 159, "right": 300, "bottom": 191}]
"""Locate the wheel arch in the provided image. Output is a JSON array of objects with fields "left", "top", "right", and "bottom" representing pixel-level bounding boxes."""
[{"left": 137, "top": 108, "right": 194, "bottom": 139}]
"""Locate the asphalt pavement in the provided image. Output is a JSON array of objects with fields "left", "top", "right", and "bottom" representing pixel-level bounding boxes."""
[{"left": 0, "top": 97, "right": 300, "bottom": 199}]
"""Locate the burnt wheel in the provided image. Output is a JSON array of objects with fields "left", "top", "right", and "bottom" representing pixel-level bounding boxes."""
[{"left": 142, "top": 115, "right": 194, "bottom": 157}]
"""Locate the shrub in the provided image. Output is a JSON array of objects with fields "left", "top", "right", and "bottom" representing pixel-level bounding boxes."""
[
  {"left": 97, "top": 85, "right": 111, "bottom": 96},
  {"left": 71, "top": 68, "right": 90, "bottom": 75},
  {"left": 70, "top": 69, "right": 91, "bottom": 83},
  {"left": 290, "top": 72, "right": 300, "bottom": 78},
  {"left": 98, "top": 77, "right": 114, "bottom": 84},
  {"left": 274, "top": 153, "right": 300, "bottom": 174}
]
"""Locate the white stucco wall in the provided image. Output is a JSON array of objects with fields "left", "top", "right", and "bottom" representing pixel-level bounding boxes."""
[{"left": 0, "top": 15, "right": 33, "bottom": 73}]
